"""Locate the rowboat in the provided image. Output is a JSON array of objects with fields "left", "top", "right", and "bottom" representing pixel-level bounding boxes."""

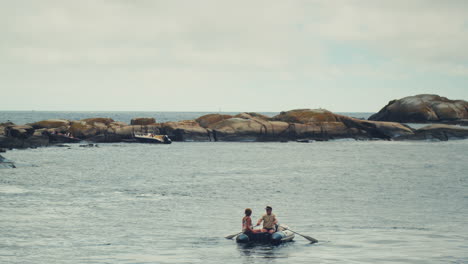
[{"left": 236, "top": 224, "right": 295, "bottom": 245}]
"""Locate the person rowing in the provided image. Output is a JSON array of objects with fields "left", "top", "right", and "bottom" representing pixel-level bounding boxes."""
[{"left": 256, "top": 205, "right": 278, "bottom": 234}]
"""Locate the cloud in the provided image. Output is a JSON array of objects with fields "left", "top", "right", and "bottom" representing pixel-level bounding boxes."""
[
  {"left": 1, "top": 1, "right": 467, "bottom": 111},
  {"left": 312, "top": 1, "right": 468, "bottom": 64},
  {"left": 2, "top": 1, "right": 467, "bottom": 72}
]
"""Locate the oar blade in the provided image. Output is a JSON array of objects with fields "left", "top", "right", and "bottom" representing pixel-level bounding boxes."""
[
  {"left": 286, "top": 228, "right": 318, "bottom": 243},
  {"left": 303, "top": 235, "right": 318, "bottom": 243},
  {"left": 225, "top": 232, "right": 241, "bottom": 239}
]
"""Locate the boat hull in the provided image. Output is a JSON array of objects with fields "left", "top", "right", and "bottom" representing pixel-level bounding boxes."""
[
  {"left": 236, "top": 230, "right": 294, "bottom": 245},
  {"left": 49, "top": 134, "right": 81, "bottom": 143}
]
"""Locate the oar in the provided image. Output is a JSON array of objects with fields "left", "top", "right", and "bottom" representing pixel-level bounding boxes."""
[
  {"left": 225, "top": 225, "right": 260, "bottom": 239},
  {"left": 225, "top": 231, "right": 243, "bottom": 239},
  {"left": 285, "top": 228, "right": 318, "bottom": 243}
]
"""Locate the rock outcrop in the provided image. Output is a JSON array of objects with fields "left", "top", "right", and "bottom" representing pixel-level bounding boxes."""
[
  {"left": 81, "top": 118, "right": 115, "bottom": 125},
  {"left": 69, "top": 120, "right": 106, "bottom": 139},
  {"left": 0, "top": 123, "right": 49, "bottom": 149},
  {"left": 2, "top": 102, "right": 467, "bottom": 149},
  {"left": 369, "top": 94, "right": 468, "bottom": 123},
  {"left": 131, "top": 118, "right": 156, "bottom": 126},
  {"left": 271, "top": 109, "right": 414, "bottom": 140},
  {"left": 160, "top": 120, "right": 211, "bottom": 141},
  {"left": 192, "top": 109, "right": 414, "bottom": 142},
  {"left": 339, "top": 116, "right": 414, "bottom": 139},
  {"left": 272, "top": 109, "right": 358, "bottom": 140},
  {"left": 394, "top": 124, "right": 468, "bottom": 141},
  {"left": 195, "top": 114, "right": 233, "bottom": 128},
  {"left": 273, "top": 109, "right": 340, "bottom": 123},
  {"left": 234, "top": 112, "right": 271, "bottom": 121},
  {"left": 29, "top": 119, "right": 70, "bottom": 129},
  {"left": 208, "top": 117, "right": 290, "bottom": 141}
]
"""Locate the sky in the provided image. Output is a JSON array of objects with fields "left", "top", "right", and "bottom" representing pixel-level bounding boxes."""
[{"left": 1, "top": 0, "right": 467, "bottom": 112}]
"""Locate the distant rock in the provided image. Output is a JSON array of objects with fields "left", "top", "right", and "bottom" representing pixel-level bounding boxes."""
[
  {"left": 81, "top": 118, "right": 115, "bottom": 125},
  {"left": 195, "top": 114, "right": 233, "bottom": 128},
  {"left": 202, "top": 110, "right": 413, "bottom": 141},
  {"left": 273, "top": 109, "right": 340, "bottom": 123},
  {"left": 130, "top": 118, "right": 156, "bottom": 126},
  {"left": 234, "top": 112, "right": 271, "bottom": 121},
  {"left": 5, "top": 125, "right": 35, "bottom": 139},
  {"left": 69, "top": 121, "right": 103, "bottom": 138},
  {"left": 208, "top": 117, "right": 289, "bottom": 141},
  {"left": 271, "top": 109, "right": 414, "bottom": 140},
  {"left": 0, "top": 124, "right": 49, "bottom": 149},
  {"left": 160, "top": 120, "right": 211, "bottom": 141},
  {"left": 339, "top": 116, "right": 414, "bottom": 139},
  {"left": 394, "top": 124, "right": 468, "bottom": 141},
  {"left": 0, "top": 122, "right": 15, "bottom": 134},
  {"left": 29, "top": 119, "right": 70, "bottom": 129},
  {"left": 3, "top": 103, "right": 468, "bottom": 148},
  {"left": 110, "top": 121, "right": 129, "bottom": 127},
  {"left": 54, "top": 144, "right": 71, "bottom": 148},
  {"left": 369, "top": 94, "right": 468, "bottom": 123},
  {"left": 80, "top": 143, "right": 99, "bottom": 148}
]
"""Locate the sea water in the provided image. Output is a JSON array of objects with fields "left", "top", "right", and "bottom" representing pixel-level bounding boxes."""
[{"left": 1, "top": 112, "right": 467, "bottom": 263}]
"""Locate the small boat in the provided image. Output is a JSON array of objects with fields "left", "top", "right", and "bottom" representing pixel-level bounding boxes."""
[
  {"left": 48, "top": 133, "right": 81, "bottom": 143},
  {"left": 236, "top": 224, "right": 295, "bottom": 245},
  {"left": 134, "top": 133, "right": 172, "bottom": 144}
]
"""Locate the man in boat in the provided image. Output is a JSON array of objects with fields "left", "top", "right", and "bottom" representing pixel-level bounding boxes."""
[{"left": 256, "top": 205, "right": 278, "bottom": 234}]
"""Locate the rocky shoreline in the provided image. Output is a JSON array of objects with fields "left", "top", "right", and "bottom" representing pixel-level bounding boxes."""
[
  {"left": 1, "top": 94, "right": 467, "bottom": 151},
  {"left": 1, "top": 109, "right": 467, "bottom": 151}
]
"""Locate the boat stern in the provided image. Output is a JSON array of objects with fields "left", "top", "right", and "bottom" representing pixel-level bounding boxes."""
[
  {"left": 271, "top": 230, "right": 295, "bottom": 244},
  {"left": 236, "top": 233, "right": 250, "bottom": 243}
]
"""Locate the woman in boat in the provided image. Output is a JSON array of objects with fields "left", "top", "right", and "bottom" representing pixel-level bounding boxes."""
[{"left": 242, "top": 208, "right": 260, "bottom": 234}]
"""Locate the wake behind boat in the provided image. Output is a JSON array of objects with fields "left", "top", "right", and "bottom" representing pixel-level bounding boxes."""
[{"left": 133, "top": 133, "right": 172, "bottom": 144}]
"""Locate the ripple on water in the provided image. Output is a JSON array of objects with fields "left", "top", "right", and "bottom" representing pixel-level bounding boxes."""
[
  {"left": 1, "top": 140, "right": 468, "bottom": 264},
  {"left": 0, "top": 185, "right": 30, "bottom": 194}
]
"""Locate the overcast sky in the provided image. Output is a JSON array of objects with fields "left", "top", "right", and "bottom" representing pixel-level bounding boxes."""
[{"left": 1, "top": 0, "right": 467, "bottom": 112}]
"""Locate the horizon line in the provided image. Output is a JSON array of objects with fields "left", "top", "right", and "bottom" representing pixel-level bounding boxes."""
[{"left": 0, "top": 109, "right": 377, "bottom": 113}]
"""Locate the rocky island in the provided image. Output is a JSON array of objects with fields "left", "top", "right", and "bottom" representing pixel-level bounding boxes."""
[
  {"left": 1, "top": 94, "right": 467, "bottom": 150},
  {"left": 369, "top": 94, "right": 468, "bottom": 124}
]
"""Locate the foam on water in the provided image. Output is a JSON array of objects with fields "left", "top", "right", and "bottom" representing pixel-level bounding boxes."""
[{"left": 0, "top": 185, "right": 29, "bottom": 194}]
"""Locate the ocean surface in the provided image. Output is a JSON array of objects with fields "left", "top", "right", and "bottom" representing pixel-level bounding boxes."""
[{"left": 1, "top": 112, "right": 468, "bottom": 264}]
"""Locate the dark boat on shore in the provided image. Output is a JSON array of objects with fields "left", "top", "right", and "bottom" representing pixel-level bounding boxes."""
[
  {"left": 48, "top": 133, "right": 82, "bottom": 143},
  {"left": 133, "top": 133, "right": 172, "bottom": 144},
  {"left": 236, "top": 225, "right": 295, "bottom": 245}
]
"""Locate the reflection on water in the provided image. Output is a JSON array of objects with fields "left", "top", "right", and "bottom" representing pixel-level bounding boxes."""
[{"left": 237, "top": 242, "right": 293, "bottom": 260}]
